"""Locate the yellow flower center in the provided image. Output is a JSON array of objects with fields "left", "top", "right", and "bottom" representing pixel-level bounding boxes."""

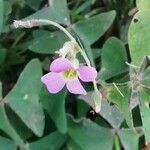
[{"left": 62, "top": 70, "right": 78, "bottom": 79}]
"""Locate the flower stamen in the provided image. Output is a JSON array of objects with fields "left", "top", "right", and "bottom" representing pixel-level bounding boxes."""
[{"left": 62, "top": 70, "right": 78, "bottom": 79}]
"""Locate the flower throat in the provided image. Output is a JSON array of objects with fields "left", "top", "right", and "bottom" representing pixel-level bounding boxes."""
[{"left": 62, "top": 70, "right": 78, "bottom": 79}]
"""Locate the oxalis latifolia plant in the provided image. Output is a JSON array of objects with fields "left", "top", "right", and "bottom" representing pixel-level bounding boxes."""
[
  {"left": 1, "top": 0, "right": 148, "bottom": 149},
  {"left": 13, "top": 19, "right": 102, "bottom": 113},
  {"left": 13, "top": 2, "right": 150, "bottom": 120}
]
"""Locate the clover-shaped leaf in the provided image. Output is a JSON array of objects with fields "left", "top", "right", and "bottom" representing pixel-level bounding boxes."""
[
  {"left": 4, "top": 59, "right": 45, "bottom": 137},
  {"left": 128, "top": 0, "right": 150, "bottom": 65}
]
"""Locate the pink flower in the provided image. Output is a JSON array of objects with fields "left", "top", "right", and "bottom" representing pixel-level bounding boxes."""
[{"left": 41, "top": 57, "right": 97, "bottom": 95}]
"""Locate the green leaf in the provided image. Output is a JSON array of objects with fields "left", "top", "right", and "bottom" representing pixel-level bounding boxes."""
[
  {"left": 77, "top": 100, "right": 89, "bottom": 118},
  {"left": 79, "top": 92, "right": 123, "bottom": 128},
  {"left": 139, "top": 56, "right": 150, "bottom": 73},
  {"left": 118, "top": 129, "right": 139, "bottom": 150},
  {"left": 5, "top": 48, "right": 26, "bottom": 65},
  {"left": 0, "top": 136, "right": 17, "bottom": 150},
  {"left": 75, "top": 0, "right": 93, "bottom": 14},
  {"left": 25, "top": 0, "right": 70, "bottom": 25},
  {"left": 97, "top": 37, "right": 128, "bottom": 81},
  {"left": 40, "top": 87, "right": 67, "bottom": 134},
  {"left": 25, "top": 0, "right": 42, "bottom": 10},
  {"left": 78, "top": 91, "right": 101, "bottom": 113},
  {"left": 3, "top": 1, "right": 12, "bottom": 22},
  {"left": 141, "top": 66, "right": 150, "bottom": 88},
  {"left": 84, "top": 42, "right": 95, "bottom": 67},
  {"left": 99, "top": 101, "right": 124, "bottom": 128},
  {"left": 0, "top": 47, "right": 6, "bottom": 64},
  {"left": 0, "top": 81, "right": 2, "bottom": 98},
  {"left": 30, "top": 131, "right": 66, "bottom": 150},
  {"left": 139, "top": 88, "right": 150, "bottom": 144},
  {"left": 71, "top": 10, "right": 116, "bottom": 45},
  {"left": 136, "top": 0, "right": 150, "bottom": 11},
  {"left": 0, "top": 0, "right": 3, "bottom": 33},
  {"left": 67, "top": 139, "right": 83, "bottom": 150},
  {"left": 6, "top": 106, "right": 33, "bottom": 140},
  {"left": 1, "top": 1, "right": 12, "bottom": 33},
  {"left": 92, "top": 48, "right": 101, "bottom": 59},
  {"left": 128, "top": 1, "right": 150, "bottom": 65},
  {"left": 0, "top": 106, "right": 28, "bottom": 149},
  {"left": 28, "top": 30, "right": 68, "bottom": 54},
  {"left": 68, "top": 117, "right": 114, "bottom": 150},
  {"left": 4, "top": 59, "right": 45, "bottom": 137},
  {"left": 0, "top": 83, "right": 27, "bottom": 149},
  {"left": 108, "top": 85, "right": 133, "bottom": 128},
  {"left": 71, "top": 11, "right": 116, "bottom": 66}
]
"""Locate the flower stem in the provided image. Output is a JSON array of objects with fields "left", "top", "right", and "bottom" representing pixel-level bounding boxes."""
[
  {"left": 13, "top": 19, "right": 101, "bottom": 112},
  {"left": 114, "top": 135, "right": 121, "bottom": 150},
  {"left": 13, "top": 19, "right": 75, "bottom": 42},
  {"left": 77, "top": 44, "right": 101, "bottom": 112}
]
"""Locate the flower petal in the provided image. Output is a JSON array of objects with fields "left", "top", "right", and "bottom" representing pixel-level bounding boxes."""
[
  {"left": 41, "top": 72, "right": 65, "bottom": 94},
  {"left": 50, "top": 57, "right": 73, "bottom": 73},
  {"left": 78, "top": 66, "right": 97, "bottom": 82},
  {"left": 66, "top": 79, "right": 87, "bottom": 95}
]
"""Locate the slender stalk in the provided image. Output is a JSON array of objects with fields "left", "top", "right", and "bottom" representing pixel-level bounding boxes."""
[
  {"left": 77, "top": 42, "right": 101, "bottom": 112},
  {"left": 12, "top": 32, "right": 26, "bottom": 48},
  {"left": 13, "top": 19, "right": 75, "bottom": 42},
  {"left": 114, "top": 135, "right": 121, "bottom": 150},
  {"left": 113, "top": 83, "right": 124, "bottom": 97}
]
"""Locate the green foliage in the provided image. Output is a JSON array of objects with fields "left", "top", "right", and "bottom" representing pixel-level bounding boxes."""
[
  {"left": 72, "top": 11, "right": 116, "bottom": 45},
  {"left": 0, "top": 106, "right": 27, "bottom": 149},
  {"left": 25, "top": 0, "right": 42, "bottom": 10},
  {"left": 68, "top": 117, "right": 114, "bottom": 150},
  {"left": 139, "top": 89, "right": 150, "bottom": 144},
  {"left": 108, "top": 86, "right": 133, "bottom": 128},
  {"left": 30, "top": 131, "right": 66, "bottom": 150},
  {"left": 40, "top": 88, "right": 67, "bottom": 134},
  {"left": 0, "top": 0, "right": 149, "bottom": 149},
  {"left": 0, "top": 47, "right": 6, "bottom": 65},
  {"left": 25, "top": 0, "right": 70, "bottom": 25},
  {"left": 79, "top": 92, "right": 124, "bottom": 128},
  {"left": 118, "top": 129, "right": 139, "bottom": 150},
  {"left": 28, "top": 30, "right": 68, "bottom": 54},
  {"left": 0, "top": 136, "right": 16, "bottom": 150},
  {"left": 128, "top": 0, "right": 150, "bottom": 65},
  {"left": 97, "top": 37, "right": 128, "bottom": 81},
  {"left": 72, "top": 11, "right": 116, "bottom": 65},
  {"left": 0, "top": 0, "right": 3, "bottom": 33},
  {"left": 136, "top": 0, "right": 150, "bottom": 11},
  {"left": 141, "top": 66, "right": 150, "bottom": 88},
  {"left": 4, "top": 59, "right": 45, "bottom": 137}
]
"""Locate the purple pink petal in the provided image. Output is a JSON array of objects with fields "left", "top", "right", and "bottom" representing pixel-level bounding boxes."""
[
  {"left": 50, "top": 57, "right": 73, "bottom": 73},
  {"left": 66, "top": 79, "right": 87, "bottom": 95},
  {"left": 78, "top": 66, "right": 97, "bottom": 82},
  {"left": 41, "top": 72, "right": 66, "bottom": 93}
]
